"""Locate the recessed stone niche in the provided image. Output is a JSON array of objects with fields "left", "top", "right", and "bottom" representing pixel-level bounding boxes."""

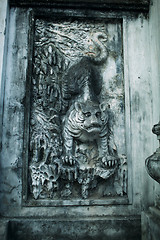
[{"left": 23, "top": 15, "right": 128, "bottom": 206}]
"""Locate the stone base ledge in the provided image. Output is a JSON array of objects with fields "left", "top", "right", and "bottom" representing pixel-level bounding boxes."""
[
  {"left": 0, "top": 216, "right": 141, "bottom": 240},
  {"left": 141, "top": 207, "right": 160, "bottom": 240},
  {"left": 0, "top": 219, "right": 8, "bottom": 240}
]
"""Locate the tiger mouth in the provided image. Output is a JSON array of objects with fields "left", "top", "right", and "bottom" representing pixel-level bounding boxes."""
[{"left": 86, "top": 124, "right": 101, "bottom": 132}]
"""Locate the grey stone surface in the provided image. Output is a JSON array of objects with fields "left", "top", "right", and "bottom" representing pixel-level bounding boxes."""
[
  {"left": 141, "top": 1, "right": 160, "bottom": 239},
  {"left": 148, "top": 0, "right": 160, "bottom": 208},
  {"left": 0, "top": 0, "right": 154, "bottom": 211},
  {"left": 0, "top": 0, "right": 8, "bottom": 165},
  {"left": 9, "top": 0, "right": 150, "bottom": 12},
  {"left": 0, "top": 5, "right": 153, "bottom": 213},
  {"left": 146, "top": 122, "right": 160, "bottom": 184},
  {"left": 0, "top": 219, "right": 8, "bottom": 240},
  {"left": 0, "top": 0, "right": 8, "bottom": 90},
  {"left": 0, "top": 0, "right": 160, "bottom": 239},
  {"left": 25, "top": 17, "right": 127, "bottom": 203},
  {"left": 7, "top": 217, "right": 141, "bottom": 240},
  {"left": 142, "top": 207, "right": 160, "bottom": 240}
]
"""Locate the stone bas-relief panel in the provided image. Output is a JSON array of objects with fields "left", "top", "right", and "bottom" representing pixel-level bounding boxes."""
[{"left": 27, "top": 18, "right": 127, "bottom": 202}]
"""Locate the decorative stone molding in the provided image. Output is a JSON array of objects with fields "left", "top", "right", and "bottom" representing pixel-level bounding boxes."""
[
  {"left": 21, "top": 13, "right": 129, "bottom": 205},
  {"left": 145, "top": 122, "right": 160, "bottom": 184},
  {"left": 9, "top": 0, "right": 150, "bottom": 12}
]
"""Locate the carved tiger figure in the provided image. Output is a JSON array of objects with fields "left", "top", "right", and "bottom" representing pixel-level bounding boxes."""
[
  {"left": 62, "top": 99, "right": 119, "bottom": 168},
  {"left": 99, "top": 103, "right": 119, "bottom": 168},
  {"left": 61, "top": 32, "right": 119, "bottom": 169}
]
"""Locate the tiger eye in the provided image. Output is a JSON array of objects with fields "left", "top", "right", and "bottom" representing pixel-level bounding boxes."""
[
  {"left": 96, "top": 112, "right": 101, "bottom": 118},
  {"left": 84, "top": 112, "right": 91, "bottom": 117}
]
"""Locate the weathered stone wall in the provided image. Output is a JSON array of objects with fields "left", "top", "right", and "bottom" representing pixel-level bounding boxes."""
[
  {"left": 0, "top": 0, "right": 160, "bottom": 239},
  {"left": 0, "top": 0, "right": 8, "bottom": 89},
  {"left": 148, "top": 0, "right": 160, "bottom": 207},
  {"left": 0, "top": 7, "right": 153, "bottom": 214},
  {"left": 141, "top": 0, "right": 160, "bottom": 239},
  {"left": 0, "top": 0, "right": 8, "bottom": 149}
]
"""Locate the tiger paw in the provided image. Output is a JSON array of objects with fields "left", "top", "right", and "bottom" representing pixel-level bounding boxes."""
[
  {"left": 62, "top": 155, "right": 76, "bottom": 166},
  {"left": 101, "top": 155, "right": 119, "bottom": 168}
]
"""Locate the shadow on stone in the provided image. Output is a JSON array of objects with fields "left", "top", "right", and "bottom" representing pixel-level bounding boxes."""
[{"left": 7, "top": 218, "right": 141, "bottom": 240}]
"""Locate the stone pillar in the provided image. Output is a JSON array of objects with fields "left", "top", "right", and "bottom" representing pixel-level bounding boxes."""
[
  {"left": 141, "top": 0, "right": 160, "bottom": 238},
  {"left": 0, "top": 0, "right": 8, "bottom": 82},
  {"left": 0, "top": 1, "right": 8, "bottom": 239},
  {"left": 0, "top": 0, "right": 8, "bottom": 119}
]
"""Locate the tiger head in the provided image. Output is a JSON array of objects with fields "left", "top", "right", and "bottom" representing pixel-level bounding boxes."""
[{"left": 74, "top": 100, "right": 102, "bottom": 140}]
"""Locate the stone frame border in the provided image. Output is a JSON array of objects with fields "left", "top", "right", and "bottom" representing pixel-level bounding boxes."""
[{"left": 22, "top": 7, "right": 132, "bottom": 207}]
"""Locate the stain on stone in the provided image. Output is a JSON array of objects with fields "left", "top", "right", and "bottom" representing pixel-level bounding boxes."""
[{"left": 132, "top": 91, "right": 140, "bottom": 112}]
